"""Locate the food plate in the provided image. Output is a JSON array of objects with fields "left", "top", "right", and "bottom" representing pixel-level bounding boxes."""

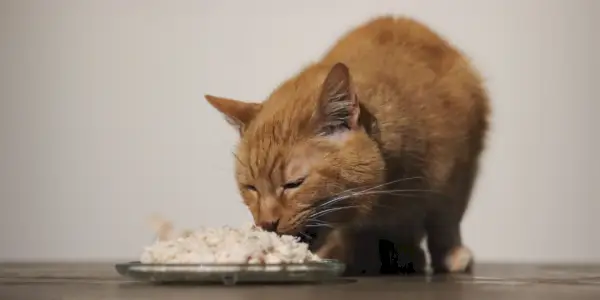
[{"left": 115, "top": 260, "right": 346, "bottom": 285}]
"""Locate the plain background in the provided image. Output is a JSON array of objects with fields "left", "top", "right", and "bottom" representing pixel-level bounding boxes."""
[{"left": 1, "top": 0, "right": 598, "bottom": 263}]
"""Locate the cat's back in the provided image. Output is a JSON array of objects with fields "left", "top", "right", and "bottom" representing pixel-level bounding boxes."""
[
  {"left": 319, "top": 16, "right": 490, "bottom": 183},
  {"left": 322, "top": 16, "right": 488, "bottom": 129},
  {"left": 321, "top": 16, "right": 463, "bottom": 81},
  {"left": 262, "top": 16, "right": 489, "bottom": 164}
]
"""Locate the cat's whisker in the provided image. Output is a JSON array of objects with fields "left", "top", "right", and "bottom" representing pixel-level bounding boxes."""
[
  {"left": 292, "top": 180, "right": 434, "bottom": 237},
  {"left": 302, "top": 190, "right": 426, "bottom": 228},
  {"left": 305, "top": 223, "right": 334, "bottom": 229},
  {"left": 328, "top": 185, "right": 369, "bottom": 197},
  {"left": 353, "top": 189, "right": 435, "bottom": 196},
  {"left": 343, "top": 176, "right": 424, "bottom": 195},
  {"left": 309, "top": 205, "right": 362, "bottom": 219},
  {"left": 290, "top": 209, "right": 314, "bottom": 229},
  {"left": 314, "top": 177, "right": 421, "bottom": 208},
  {"left": 316, "top": 176, "right": 426, "bottom": 209},
  {"left": 318, "top": 187, "right": 433, "bottom": 210},
  {"left": 352, "top": 176, "right": 425, "bottom": 195},
  {"left": 306, "top": 218, "right": 329, "bottom": 225},
  {"left": 316, "top": 195, "right": 349, "bottom": 209},
  {"left": 297, "top": 231, "right": 312, "bottom": 240}
]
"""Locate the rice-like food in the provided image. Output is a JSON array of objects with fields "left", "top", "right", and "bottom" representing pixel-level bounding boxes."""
[{"left": 140, "top": 218, "right": 321, "bottom": 264}]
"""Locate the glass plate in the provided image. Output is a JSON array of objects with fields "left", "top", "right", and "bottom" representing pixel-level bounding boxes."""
[{"left": 115, "top": 260, "right": 346, "bottom": 285}]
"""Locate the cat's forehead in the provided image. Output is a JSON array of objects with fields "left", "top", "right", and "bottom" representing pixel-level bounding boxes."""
[
  {"left": 234, "top": 67, "right": 327, "bottom": 180},
  {"left": 237, "top": 125, "right": 295, "bottom": 176},
  {"left": 236, "top": 124, "right": 316, "bottom": 182},
  {"left": 245, "top": 97, "right": 314, "bottom": 145},
  {"left": 234, "top": 146, "right": 280, "bottom": 185}
]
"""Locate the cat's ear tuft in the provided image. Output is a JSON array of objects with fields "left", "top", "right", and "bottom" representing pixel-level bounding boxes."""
[
  {"left": 315, "top": 63, "right": 360, "bottom": 135},
  {"left": 204, "top": 94, "right": 261, "bottom": 135}
]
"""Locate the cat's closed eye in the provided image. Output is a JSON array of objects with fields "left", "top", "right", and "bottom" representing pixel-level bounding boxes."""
[
  {"left": 282, "top": 177, "right": 306, "bottom": 190},
  {"left": 243, "top": 185, "right": 257, "bottom": 192}
]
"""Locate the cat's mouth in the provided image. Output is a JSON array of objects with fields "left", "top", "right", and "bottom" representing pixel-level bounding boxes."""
[
  {"left": 297, "top": 223, "right": 334, "bottom": 253},
  {"left": 297, "top": 226, "right": 319, "bottom": 245},
  {"left": 293, "top": 197, "right": 352, "bottom": 248}
]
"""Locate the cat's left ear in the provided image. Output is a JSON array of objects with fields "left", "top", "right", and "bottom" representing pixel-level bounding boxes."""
[
  {"left": 315, "top": 62, "right": 360, "bottom": 135},
  {"left": 204, "top": 95, "right": 261, "bottom": 135}
]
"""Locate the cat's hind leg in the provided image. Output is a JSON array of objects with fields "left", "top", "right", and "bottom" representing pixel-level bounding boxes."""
[
  {"left": 425, "top": 162, "right": 478, "bottom": 274},
  {"left": 425, "top": 217, "right": 473, "bottom": 273}
]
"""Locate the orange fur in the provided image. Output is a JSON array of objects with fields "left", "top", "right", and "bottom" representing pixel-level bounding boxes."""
[{"left": 205, "top": 16, "right": 490, "bottom": 275}]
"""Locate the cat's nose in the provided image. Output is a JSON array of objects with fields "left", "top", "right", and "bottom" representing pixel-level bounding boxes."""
[{"left": 259, "top": 220, "right": 280, "bottom": 232}]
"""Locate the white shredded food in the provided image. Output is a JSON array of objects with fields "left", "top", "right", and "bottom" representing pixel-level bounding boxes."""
[{"left": 140, "top": 219, "right": 321, "bottom": 264}]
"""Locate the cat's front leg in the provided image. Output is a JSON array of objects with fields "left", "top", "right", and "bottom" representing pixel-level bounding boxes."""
[
  {"left": 316, "top": 228, "right": 389, "bottom": 276},
  {"left": 315, "top": 229, "right": 373, "bottom": 276},
  {"left": 315, "top": 228, "right": 347, "bottom": 261}
]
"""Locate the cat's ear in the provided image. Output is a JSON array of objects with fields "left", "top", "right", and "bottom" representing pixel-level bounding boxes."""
[
  {"left": 315, "top": 63, "right": 360, "bottom": 135},
  {"left": 204, "top": 95, "right": 261, "bottom": 135}
]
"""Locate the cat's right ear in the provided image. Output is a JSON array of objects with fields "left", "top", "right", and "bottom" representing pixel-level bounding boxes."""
[
  {"left": 204, "top": 95, "right": 261, "bottom": 135},
  {"left": 315, "top": 63, "right": 360, "bottom": 135}
]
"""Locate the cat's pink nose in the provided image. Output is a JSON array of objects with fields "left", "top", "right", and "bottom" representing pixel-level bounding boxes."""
[{"left": 259, "top": 220, "right": 279, "bottom": 232}]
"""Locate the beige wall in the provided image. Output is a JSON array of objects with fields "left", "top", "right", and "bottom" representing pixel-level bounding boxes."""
[{"left": 0, "top": 0, "right": 598, "bottom": 262}]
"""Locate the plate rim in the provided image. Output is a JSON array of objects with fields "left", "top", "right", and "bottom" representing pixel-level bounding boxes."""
[
  {"left": 116, "top": 259, "right": 344, "bottom": 268},
  {"left": 114, "top": 259, "right": 346, "bottom": 283}
]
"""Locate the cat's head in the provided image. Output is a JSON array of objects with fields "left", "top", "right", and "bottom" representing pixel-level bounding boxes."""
[{"left": 205, "top": 63, "right": 385, "bottom": 238}]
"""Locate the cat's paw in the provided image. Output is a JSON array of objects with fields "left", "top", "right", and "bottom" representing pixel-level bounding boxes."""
[{"left": 443, "top": 245, "right": 474, "bottom": 273}]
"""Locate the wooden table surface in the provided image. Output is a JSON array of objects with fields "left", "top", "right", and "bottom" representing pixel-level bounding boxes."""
[{"left": 1, "top": 262, "right": 599, "bottom": 299}]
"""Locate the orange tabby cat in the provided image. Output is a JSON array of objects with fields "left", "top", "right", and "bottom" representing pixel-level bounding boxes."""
[{"left": 205, "top": 16, "right": 490, "bottom": 275}]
